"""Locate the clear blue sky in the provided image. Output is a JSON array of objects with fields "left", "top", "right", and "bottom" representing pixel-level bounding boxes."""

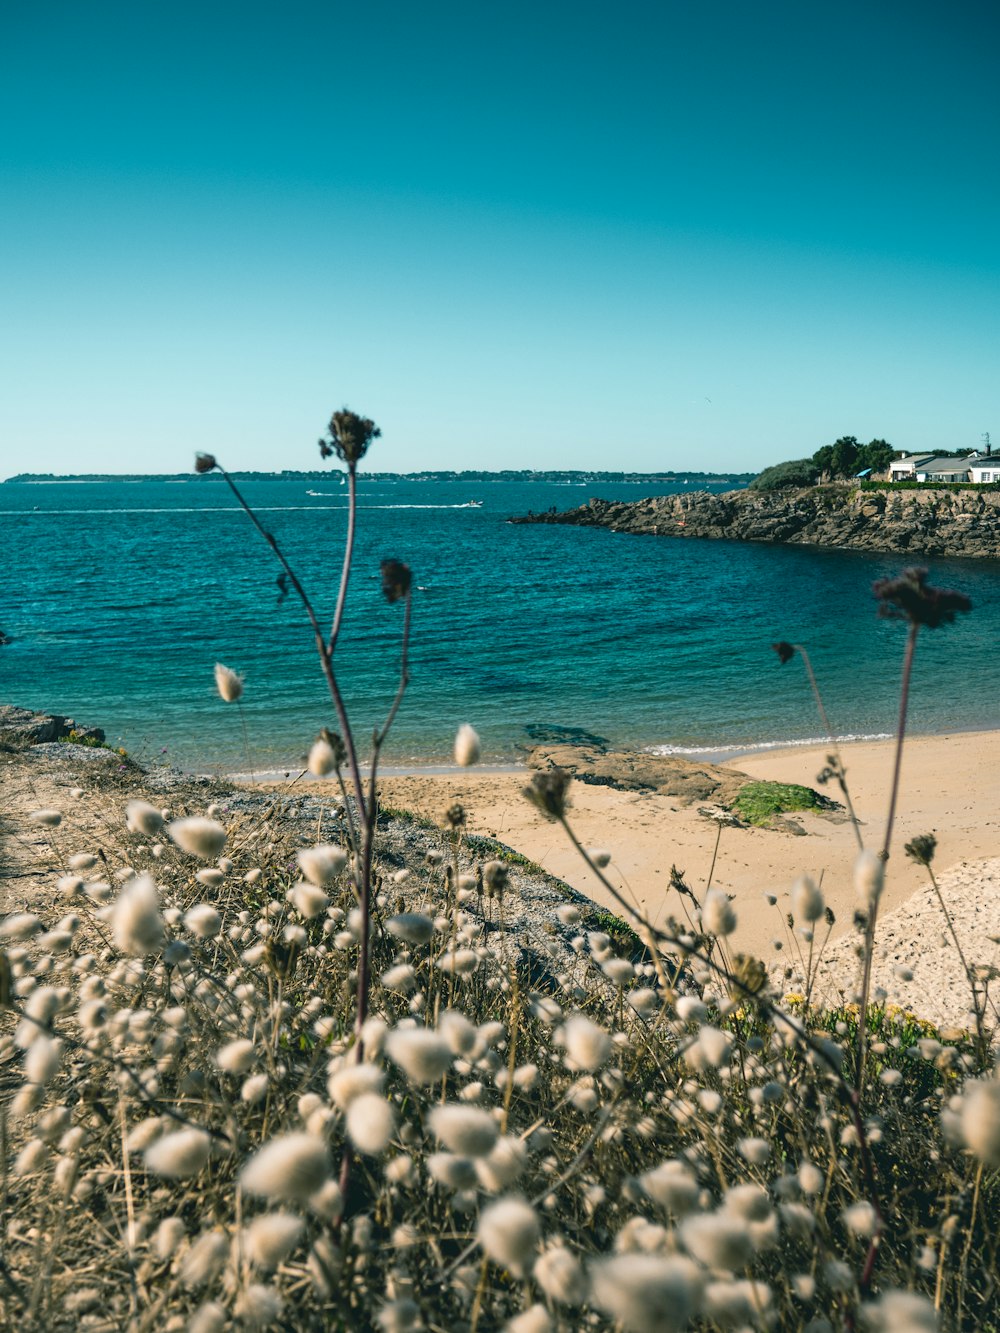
[{"left": 1, "top": 0, "right": 997, "bottom": 476}]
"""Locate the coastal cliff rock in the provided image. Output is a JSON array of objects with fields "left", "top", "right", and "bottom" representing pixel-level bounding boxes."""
[
  {"left": 512, "top": 484, "right": 1000, "bottom": 558},
  {"left": 0, "top": 703, "right": 105, "bottom": 748}
]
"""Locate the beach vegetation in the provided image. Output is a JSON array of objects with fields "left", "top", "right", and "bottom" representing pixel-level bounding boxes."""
[
  {"left": 747, "top": 457, "right": 818, "bottom": 490},
  {"left": 731, "top": 779, "right": 823, "bottom": 826},
  {"left": 0, "top": 417, "right": 996, "bottom": 1331}
]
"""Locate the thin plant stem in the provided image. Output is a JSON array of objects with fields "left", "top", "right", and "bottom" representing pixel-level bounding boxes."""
[
  {"left": 236, "top": 698, "right": 255, "bottom": 783},
  {"left": 857, "top": 621, "right": 919, "bottom": 1094},
  {"left": 328, "top": 462, "right": 357, "bottom": 654},
  {"left": 794, "top": 644, "right": 864, "bottom": 851}
]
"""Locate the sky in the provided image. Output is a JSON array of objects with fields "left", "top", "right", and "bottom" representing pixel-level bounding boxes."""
[{"left": 1, "top": 0, "right": 997, "bottom": 476}]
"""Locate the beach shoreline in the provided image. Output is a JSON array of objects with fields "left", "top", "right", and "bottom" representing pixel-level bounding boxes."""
[{"left": 281, "top": 728, "right": 1000, "bottom": 977}]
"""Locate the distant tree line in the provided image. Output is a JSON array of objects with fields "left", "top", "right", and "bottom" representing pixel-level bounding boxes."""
[{"left": 749, "top": 436, "right": 896, "bottom": 491}]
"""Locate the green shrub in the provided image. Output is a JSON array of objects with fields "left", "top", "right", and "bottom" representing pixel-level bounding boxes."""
[{"left": 732, "top": 779, "right": 822, "bottom": 825}]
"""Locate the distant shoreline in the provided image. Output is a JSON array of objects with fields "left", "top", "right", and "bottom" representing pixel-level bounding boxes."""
[{"left": 2, "top": 469, "right": 756, "bottom": 485}]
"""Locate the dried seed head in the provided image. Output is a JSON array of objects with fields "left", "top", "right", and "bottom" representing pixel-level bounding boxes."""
[
  {"left": 429, "top": 1105, "right": 499, "bottom": 1158},
  {"left": 522, "top": 768, "right": 571, "bottom": 821},
  {"left": 241, "top": 1134, "right": 330, "bottom": 1203},
  {"left": 111, "top": 875, "right": 164, "bottom": 957},
  {"left": 854, "top": 851, "right": 884, "bottom": 906},
  {"left": 701, "top": 889, "right": 737, "bottom": 938},
  {"left": 213, "top": 663, "right": 244, "bottom": 703},
  {"left": 184, "top": 904, "right": 222, "bottom": 939},
  {"left": 345, "top": 1093, "right": 397, "bottom": 1155},
  {"left": 297, "top": 846, "right": 347, "bottom": 887},
  {"left": 145, "top": 1128, "right": 212, "bottom": 1179},
  {"left": 561, "top": 1014, "right": 612, "bottom": 1071},
  {"left": 385, "top": 1028, "right": 453, "bottom": 1085},
  {"left": 478, "top": 1197, "right": 540, "bottom": 1275},
  {"left": 168, "top": 818, "right": 227, "bottom": 861},
  {"left": 245, "top": 1213, "right": 304, "bottom": 1269},
  {"left": 959, "top": 1077, "right": 1000, "bottom": 1166},
  {"left": 126, "top": 801, "right": 164, "bottom": 836},
  {"left": 589, "top": 1254, "right": 704, "bottom": 1333},
  {"left": 386, "top": 913, "right": 435, "bottom": 946},
  {"left": 380, "top": 558, "right": 411, "bottom": 603},
  {"left": 454, "top": 723, "right": 481, "bottom": 767},
  {"left": 322, "top": 408, "right": 380, "bottom": 465},
  {"left": 534, "top": 1245, "right": 588, "bottom": 1305},
  {"left": 792, "top": 875, "right": 824, "bottom": 923}
]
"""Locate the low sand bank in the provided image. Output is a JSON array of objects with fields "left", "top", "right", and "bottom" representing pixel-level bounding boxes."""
[{"left": 371, "top": 730, "right": 1000, "bottom": 1014}]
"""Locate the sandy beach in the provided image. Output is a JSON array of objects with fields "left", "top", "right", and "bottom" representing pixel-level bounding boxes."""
[{"left": 369, "top": 730, "right": 1000, "bottom": 1021}]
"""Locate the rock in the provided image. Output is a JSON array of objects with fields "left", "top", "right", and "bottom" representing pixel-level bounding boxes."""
[
  {"left": 0, "top": 705, "right": 104, "bottom": 748},
  {"left": 511, "top": 485, "right": 1000, "bottom": 558}
]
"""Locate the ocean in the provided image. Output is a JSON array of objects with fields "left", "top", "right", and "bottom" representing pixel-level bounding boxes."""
[{"left": 4, "top": 474, "right": 997, "bottom": 773}]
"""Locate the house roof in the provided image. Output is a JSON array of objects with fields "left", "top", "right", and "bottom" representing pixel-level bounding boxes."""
[
  {"left": 890, "top": 454, "right": 935, "bottom": 467},
  {"left": 916, "top": 457, "right": 974, "bottom": 474}
]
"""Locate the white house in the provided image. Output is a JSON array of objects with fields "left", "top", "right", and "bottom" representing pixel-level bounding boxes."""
[
  {"left": 913, "top": 456, "right": 978, "bottom": 483},
  {"left": 888, "top": 454, "right": 934, "bottom": 480},
  {"left": 968, "top": 457, "right": 1000, "bottom": 484}
]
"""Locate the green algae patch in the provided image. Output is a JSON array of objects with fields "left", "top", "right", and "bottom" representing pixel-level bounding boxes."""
[{"left": 732, "top": 780, "right": 822, "bottom": 826}]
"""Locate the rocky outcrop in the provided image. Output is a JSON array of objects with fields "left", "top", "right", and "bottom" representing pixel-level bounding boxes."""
[
  {"left": 0, "top": 704, "right": 105, "bottom": 748},
  {"left": 512, "top": 485, "right": 1000, "bottom": 558}
]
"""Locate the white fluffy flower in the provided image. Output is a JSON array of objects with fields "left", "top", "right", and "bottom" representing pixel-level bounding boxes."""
[
  {"left": 478, "top": 1197, "right": 540, "bottom": 1275},
  {"left": 704, "top": 1279, "right": 772, "bottom": 1327},
  {"left": 429, "top": 1105, "right": 498, "bottom": 1157},
  {"left": 381, "top": 963, "right": 416, "bottom": 993},
  {"left": 534, "top": 1245, "right": 588, "bottom": 1305},
  {"left": 346, "top": 1093, "right": 396, "bottom": 1155},
  {"left": 439, "top": 1009, "right": 478, "bottom": 1054},
  {"left": 287, "top": 881, "right": 330, "bottom": 919},
  {"left": 0, "top": 912, "right": 42, "bottom": 939},
  {"left": 168, "top": 817, "right": 227, "bottom": 860},
  {"left": 307, "top": 738, "right": 337, "bottom": 776},
  {"left": 561, "top": 1014, "right": 612, "bottom": 1071},
  {"left": 589, "top": 1254, "right": 703, "bottom": 1333},
  {"left": 476, "top": 1136, "right": 528, "bottom": 1192},
  {"left": 328, "top": 1062, "right": 385, "bottom": 1109},
  {"left": 25, "top": 1034, "right": 61, "bottom": 1085},
  {"left": 428, "top": 1152, "right": 477, "bottom": 1190},
  {"left": 843, "top": 1201, "right": 877, "bottom": 1237},
  {"left": 854, "top": 850, "right": 884, "bottom": 905},
  {"left": 126, "top": 800, "right": 164, "bottom": 835},
  {"left": 30, "top": 809, "right": 62, "bottom": 826},
  {"left": 862, "top": 1289, "right": 938, "bottom": 1331},
  {"left": 603, "top": 958, "right": 636, "bottom": 986},
  {"left": 214, "top": 662, "right": 244, "bottom": 702},
  {"left": 436, "top": 948, "right": 480, "bottom": 976},
  {"left": 640, "top": 1160, "right": 700, "bottom": 1215},
  {"left": 454, "top": 723, "right": 481, "bottom": 766},
  {"left": 681, "top": 1211, "right": 753, "bottom": 1270},
  {"left": 385, "top": 1028, "right": 453, "bottom": 1085},
  {"left": 245, "top": 1212, "right": 304, "bottom": 1268},
  {"left": 235, "top": 1282, "right": 284, "bottom": 1327},
  {"left": 959, "top": 1077, "right": 1000, "bottom": 1165},
  {"left": 111, "top": 874, "right": 164, "bottom": 957},
  {"left": 144, "top": 1128, "right": 212, "bottom": 1178},
  {"left": 216, "top": 1039, "right": 255, "bottom": 1074},
  {"left": 296, "top": 845, "right": 347, "bottom": 886},
  {"left": 241, "top": 1133, "right": 329, "bottom": 1202},
  {"left": 180, "top": 1232, "right": 228, "bottom": 1289},
  {"left": 386, "top": 913, "right": 435, "bottom": 945},
  {"left": 184, "top": 904, "right": 222, "bottom": 939},
  {"left": 792, "top": 875, "right": 824, "bottom": 922},
  {"left": 701, "top": 889, "right": 737, "bottom": 937}
]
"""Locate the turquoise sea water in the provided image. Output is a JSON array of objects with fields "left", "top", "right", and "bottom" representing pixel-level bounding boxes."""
[{"left": 3, "top": 475, "right": 997, "bottom": 772}]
